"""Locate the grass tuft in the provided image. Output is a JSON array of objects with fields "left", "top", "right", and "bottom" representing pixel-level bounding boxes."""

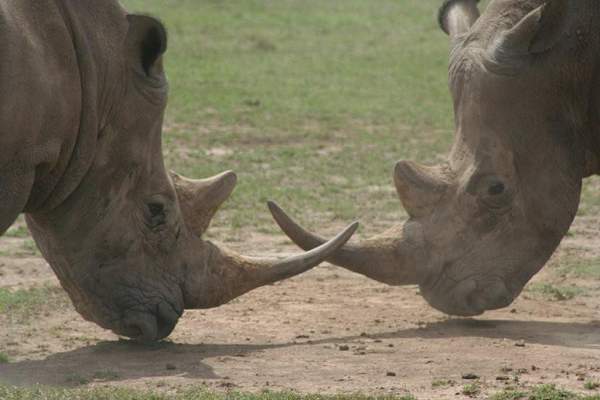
[
  {"left": 584, "top": 382, "right": 600, "bottom": 391},
  {"left": 0, "top": 286, "right": 69, "bottom": 321},
  {"left": 0, "top": 386, "right": 417, "bottom": 400},
  {"left": 491, "top": 384, "right": 600, "bottom": 400},
  {"left": 431, "top": 378, "right": 455, "bottom": 388},
  {"left": 462, "top": 383, "right": 480, "bottom": 397},
  {"left": 525, "top": 283, "right": 584, "bottom": 301}
]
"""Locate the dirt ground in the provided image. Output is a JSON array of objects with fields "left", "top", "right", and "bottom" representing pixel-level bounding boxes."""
[{"left": 1, "top": 215, "right": 599, "bottom": 400}]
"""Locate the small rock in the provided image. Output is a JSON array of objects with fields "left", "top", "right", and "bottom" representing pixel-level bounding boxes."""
[
  {"left": 496, "top": 376, "right": 510, "bottom": 381},
  {"left": 166, "top": 364, "right": 176, "bottom": 370},
  {"left": 510, "top": 309, "right": 517, "bottom": 313},
  {"left": 515, "top": 340, "right": 526, "bottom": 347},
  {"left": 338, "top": 345, "right": 350, "bottom": 351},
  {"left": 295, "top": 335, "right": 310, "bottom": 339},
  {"left": 386, "top": 372, "right": 397, "bottom": 377},
  {"left": 462, "top": 373, "right": 479, "bottom": 380}
]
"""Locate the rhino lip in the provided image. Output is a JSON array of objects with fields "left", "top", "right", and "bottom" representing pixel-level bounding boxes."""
[
  {"left": 420, "top": 271, "right": 515, "bottom": 317},
  {"left": 118, "top": 302, "right": 182, "bottom": 342}
]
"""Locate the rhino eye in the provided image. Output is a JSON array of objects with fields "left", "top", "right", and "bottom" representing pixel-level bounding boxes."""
[
  {"left": 146, "top": 202, "right": 166, "bottom": 227},
  {"left": 488, "top": 182, "right": 505, "bottom": 196}
]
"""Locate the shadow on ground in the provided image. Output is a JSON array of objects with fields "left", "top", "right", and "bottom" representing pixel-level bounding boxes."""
[
  {"left": 1, "top": 318, "right": 598, "bottom": 387},
  {"left": 374, "top": 318, "right": 600, "bottom": 349}
]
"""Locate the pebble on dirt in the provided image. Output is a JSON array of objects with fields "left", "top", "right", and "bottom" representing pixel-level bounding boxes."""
[{"left": 462, "top": 373, "right": 479, "bottom": 380}]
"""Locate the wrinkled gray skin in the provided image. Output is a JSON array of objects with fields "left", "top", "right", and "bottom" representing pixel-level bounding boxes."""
[
  {"left": 270, "top": 0, "right": 600, "bottom": 316},
  {"left": 0, "top": 0, "right": 358, "bottom": 342}
]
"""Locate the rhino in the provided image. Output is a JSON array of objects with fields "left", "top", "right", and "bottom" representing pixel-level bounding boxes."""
[
  {"left": 1, "top": 0, "right": 358, "bottom": 342},
  {"left": 270, "top": 0, "right": 600, "bottom": 317}
]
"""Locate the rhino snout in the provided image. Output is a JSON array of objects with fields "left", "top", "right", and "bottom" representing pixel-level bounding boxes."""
[
  {"left": 422, "top": 278, "right": 515, "bottom": 317},
  {"left": 117, "top": 302, "right": 182, "bottom": 342}
]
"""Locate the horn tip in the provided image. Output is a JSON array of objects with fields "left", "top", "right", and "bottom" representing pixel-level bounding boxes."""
[
  {"left": 220, "top": 170, "right": 238, "bottom": 188},
  {"left": 347, "top": 221, "right": 360, "bottom": 236},
  {"left": 267, "top": 200, "right": 282, "bottom": 213},
  {"left": 394, "top": 160, "right": 410, "bottom": 183}
]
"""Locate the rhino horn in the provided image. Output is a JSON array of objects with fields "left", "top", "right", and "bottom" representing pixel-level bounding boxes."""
[
  {"left": 394, "top": 161, "right": 449, "bottom": 219},
  {"left": 268, "top": 202, "right": 424, "bottom": 286},
  {"left": 438, "top": 0, "right": 480, "bottom": 41},
  {"left": 493, "top": 0, "right": 569, "bottom": 56},
  {"left": 182, "top": 219, "right": 359, "bottom": 309},
  {"left": 171, "top": 170, "right": 237, "bottom": 236}
]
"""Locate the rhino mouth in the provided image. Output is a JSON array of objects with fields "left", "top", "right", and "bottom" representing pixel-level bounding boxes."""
[
  {"left": 421, "top": 274, "right": 515, "bottom": 317},
  {"left": 115, "top": 301, "right": 183, "bottom": 342}
]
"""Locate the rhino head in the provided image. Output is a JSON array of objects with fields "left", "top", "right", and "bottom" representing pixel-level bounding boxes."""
[
  {"left": 25, "top": 9, "right": 357, "bottom": 342},
  {"left": 270, "top": 0, "right": 600, "bottom": 316}
]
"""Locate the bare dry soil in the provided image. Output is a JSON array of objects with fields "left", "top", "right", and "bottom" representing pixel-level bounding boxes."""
[{"left": 1, "top": 216, "right": 599, "bottom": 399}]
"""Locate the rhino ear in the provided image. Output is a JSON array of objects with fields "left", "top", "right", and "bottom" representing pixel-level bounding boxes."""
[
  {"left": 438, "top": 0, "right": 480, "bottom": 43},
  {"left": 494, "top": 0, "right": 568, "bottom": 56},
  {"left": 126, "top": 15, "right": 168, "bottom": 77}
]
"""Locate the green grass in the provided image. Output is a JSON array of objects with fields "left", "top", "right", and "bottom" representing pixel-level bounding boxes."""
[
  {"left": 431, "top": 378, "right": 455, "bottom": 388},
  {"left": 584, "top": 382, "right": 600, "bottom": 391},
  {"left": 578, "top": 177, "right": 600, "bottom": 216},
  {"left": 113, "top": 0, "right": 600, "bottom": 231},
  {"left": 3, "top": 385, "right": 598, "bottom": 400},
  {"left": 0, "top": 386, "right": 416, "bottom": 400},
  {"left": 461, "top": 383, "right": 480, "bottom": 397},
  {"left": 558, "top": 258, "right": 600, "bottom": 280},
  {"left": 4, "top": 225, "right": 29, "bottom": 239},
  {"left": 0, "top": 286, "right": 69, "bottom": 321},
  {"left": 490, "top": 389, "right": 528, "bottom": 400},
  {"left": 525, "top": 283, "right": 585, "bottom": 301},
  {"left": 116, "top": 0, "right": 455, "bottom": 231},
  {"left": 0, "top": 239, "right": 41, "bottom": 258},
  {"left": 491, "top": 385, "right": 600, "bottom": 400},
  {"left": 0, "top": 352, "right": 10, "bottom": 364},
  {"left": 0, "top": 0, "right": 592, "bottom": 236}
]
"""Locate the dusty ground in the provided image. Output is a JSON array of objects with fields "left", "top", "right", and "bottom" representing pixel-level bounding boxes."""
[{"left": 0, "top": 216, "right": 599, "bottom": 400}]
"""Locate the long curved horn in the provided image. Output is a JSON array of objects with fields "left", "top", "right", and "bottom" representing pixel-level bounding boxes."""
[
  {"left": 183, "top": 219, "right": 359, "bottom": 308},
  {"left": 438, "top": 0, "right": 480, "bottom": 41},
  {"left": 267, "top": 202, "right": 425, "bottom": 286}
]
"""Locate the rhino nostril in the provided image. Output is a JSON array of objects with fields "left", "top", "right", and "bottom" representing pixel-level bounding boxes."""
[
  {"left": 466, "top": 281, "right": 513, "bottom": 312},
  {"left": 123, "top": 311, "right": 158, "bottom": 342}
]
